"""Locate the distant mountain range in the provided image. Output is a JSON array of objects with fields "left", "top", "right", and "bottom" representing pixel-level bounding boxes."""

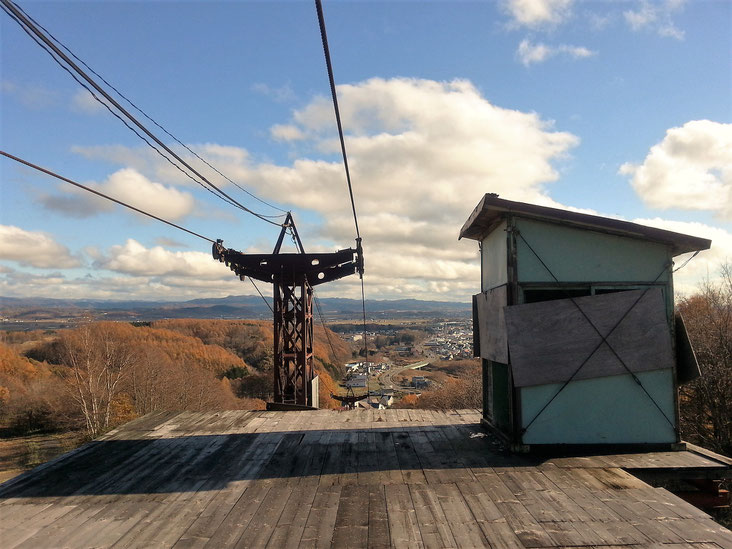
[{"left": 0, "top": 295, "right": 470, "bottom": 323}]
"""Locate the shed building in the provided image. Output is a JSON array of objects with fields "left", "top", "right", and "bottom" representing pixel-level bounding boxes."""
[{"left": 460, "top": 194, "right": 711, "bottom": 449}]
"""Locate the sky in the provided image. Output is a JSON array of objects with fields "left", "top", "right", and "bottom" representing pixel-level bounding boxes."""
[{"left": 1, "top": 0, "right": 730, "bottom": 303}]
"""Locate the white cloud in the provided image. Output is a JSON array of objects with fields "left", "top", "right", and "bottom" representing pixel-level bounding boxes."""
[
  {"left": 70, "top": 88, "right": 106, "bottom": 114},
  {"left": 517, "top": 39, "right": 596, "bottom": 66},
  {"left": 241, "top": 77, "right": 580, "bottom": 300},
  {"left": 0, "top": 269, "right": 247, "bottom": 301},
  {"left": 624, "top": 0, "right": 685, "bottom": 40},
  {"left": 61, "top": 78, "right": 581, "bottom": 300},
  {"left": 94, "top": 239, "right": 233, "bottom": 279},
  {"left": 39, "top": 168, "right": 196, "bottom": 221},
  {"left": 0, "top": 225, "right": 80, "bottom": 268},
  {"left": 620, "top": 120, "right": 732, "bottom": 220},
  {"left": 503, "top": 0, "right": 574, "bottom": 27},
  {"left": 270, "top": 124, "right": 306, "bottom": 142}
]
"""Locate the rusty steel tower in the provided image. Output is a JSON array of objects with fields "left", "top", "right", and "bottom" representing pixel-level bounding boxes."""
[{"left": 213, "top": 213, "right": 362, "bottom": 408}]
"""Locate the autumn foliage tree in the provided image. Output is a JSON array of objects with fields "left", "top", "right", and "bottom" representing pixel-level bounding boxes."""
[
  {"left": 0, "top": 342, "right": 73, "bottom": 433},
  {"left": 58, "top": 323, "right": 138, "bottom": 437},
  {"left": 677, "top": 263, "right": 732, "bottom": 455}
]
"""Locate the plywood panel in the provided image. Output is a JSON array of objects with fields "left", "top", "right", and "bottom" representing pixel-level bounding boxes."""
[
  {"left": 474, "top": 285, "right": 509, "bottom": 363},
  {"left": 675, "top": 312, "right": 701, "bottom": 384},
  {"left": 505, "top": 288, "right": 673, "bottom": 387}
]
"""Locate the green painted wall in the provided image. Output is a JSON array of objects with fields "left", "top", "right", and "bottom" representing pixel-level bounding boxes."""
[
  {"left": 515, "top": 218, "right": 670, "bottom": 285},
  {"left": 520, "top": 369, "right": 677, "bottom": 444},
  {"left": 481, "top": 219, "right": 508, "bottom": 291}
]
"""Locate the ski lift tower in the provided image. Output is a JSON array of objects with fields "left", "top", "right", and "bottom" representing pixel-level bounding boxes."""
[{"left": 213, "top": 213, "right": 363, "bottom": 408}]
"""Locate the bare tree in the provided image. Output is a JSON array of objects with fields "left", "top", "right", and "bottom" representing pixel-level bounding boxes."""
[
  {"left": 59, "top": 323, "right": 138, "bottom": 437},
  {"left": 678, "top": 263, "right": 732, "bottom": 455}
]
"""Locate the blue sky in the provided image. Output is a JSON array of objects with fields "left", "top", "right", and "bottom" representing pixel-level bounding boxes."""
[{"left": 1, "top": 0, "right": 730, "bottom": 302}]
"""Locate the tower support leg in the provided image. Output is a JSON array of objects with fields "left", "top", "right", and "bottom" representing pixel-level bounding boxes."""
[{"left": 273, "top": 277, "right": 314, "bottom": 406}]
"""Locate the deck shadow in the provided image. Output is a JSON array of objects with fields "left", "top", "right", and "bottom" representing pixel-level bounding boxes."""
[{"left": 0, "top": 424, "right": 538, "bottom": 498}]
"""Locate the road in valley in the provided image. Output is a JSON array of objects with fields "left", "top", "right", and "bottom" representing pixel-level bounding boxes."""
[{"left": 377, "top": 360, "right": 429, "bottom": 391}]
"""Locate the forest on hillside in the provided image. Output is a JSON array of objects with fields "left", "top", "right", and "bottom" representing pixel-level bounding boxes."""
[{"left": 0, "top": 319, "right": 350, "bottom": 438}]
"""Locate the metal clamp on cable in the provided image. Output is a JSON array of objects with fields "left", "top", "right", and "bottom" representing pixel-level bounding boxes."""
[{"left": 355, "top": 237, "right": 364, "bottom": 278}]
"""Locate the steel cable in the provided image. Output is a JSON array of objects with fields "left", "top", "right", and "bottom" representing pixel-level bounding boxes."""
[{"left": 1, "top": 0, "right": 283, "bottom": 226}]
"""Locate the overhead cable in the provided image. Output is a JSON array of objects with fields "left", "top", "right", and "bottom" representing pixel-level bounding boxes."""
[
  {"left": 9, "top": 1, "right": 287, "bottom": 216},
  {"left": 1, "top": 0, "right": 283, "bottom": 226},
  {"left": 1, "top": 150, "right": 216, "bottom": 244},
  {"left": 4, "top": 149, "right": 278, "bottom": 314},
  {"left": 2, "top": 6, "right": 243, "bottom": 210},
  {"left": 315, "top": 0, "right": 361, "bottom": 240},
  {"left": 248, "top": 277, "right": 273, "bottom": 314},
  {"left": 315, "top": 0, "right": 369, "bottom": 360}
]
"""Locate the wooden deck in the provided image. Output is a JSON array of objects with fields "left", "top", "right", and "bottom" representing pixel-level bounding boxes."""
[{"left": 1, "top": 409, "right": 730, "bottom": 548}]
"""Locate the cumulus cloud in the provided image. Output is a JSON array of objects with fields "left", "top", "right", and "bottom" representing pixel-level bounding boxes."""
[
  {"left": 620, "top": 120, "right": 732, "bottom": 220},
  {"left": 517, "top": 39, "right": 596, "bottom": 66},
  {"left": 94, "top": 239, "right": 234, "bottom": 279},
  {"left": 503, "top": 0, "right": 574, "bottom": 27},
  {"left": 0, "top": 225, "right": 80, "bottom": 268},
  {"left": 243, "top": 77, "right": 579, "bottom": 299},
  {"left": 62, "top": 78, "right": 581, "bottom": 300},
  {"left": 39, "top": 168, "right": 196, "bottom": 221},
  {"left": 624, "top": 0, "right": 685, "bottom": 40},
  {"left": 0, "top": 269, "right": 247, "bottom": 301},
  {"left": 270, "top": 124, "right": 306, "bottom": 142}
]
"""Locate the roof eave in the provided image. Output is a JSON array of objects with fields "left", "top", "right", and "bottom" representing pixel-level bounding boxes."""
[{"left": 459, "top": 194, "right": 712, "bottom": 256}]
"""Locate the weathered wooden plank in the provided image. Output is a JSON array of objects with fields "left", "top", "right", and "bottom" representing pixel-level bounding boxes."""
[
  {"left": 202, "top": 481, "right": 272, "bottom": 548},
  {"left": 542, "top": 520, "right": 609, "bottom": 547},
  {"left": 491, "top": 500, "right": 556, "bottom": 548},
  {"left": 392, "top": 431, "right": 427, "bottom": 485},
  {"left": 408, "top": 429, "right": 445, "bottom": 485},
  {"left": 299, "top": 484, "right": 342, "bottom": 549},
  {"left": 375, "top": 431, "right": 405, "bottom": 485},
  {"left": 338, "top": 431, "right": 361, "bottom": 486},
  {"left": 385, "top": 483, "right": 423, "bottom": 547},
  {"left": 434, "top": 482, "right": 490, "bottom": 548},
  {"left": 476, "top": 520, "right": 526, "bottom": 549},
  {"left": 319, "top": 430, "right": 348, "bottom": 487},
  {"left": 409, "top": 485, "right": 457, "bottom": 549},
  {"left": 265, "top": 481, "right": 318, "bottom": 548},
  {"left": 367, "top": 485, "right": 391, "bottom": 549},
  {"left": 356, "top": 431, "right": 381, "bottom": 486},
  {"left": 172, "top": 432, "right": 284, "bottom": 548},
  {"left": 234, "top": 484, "right": 292, "bottom": 548},
  {"left": 331, "top": 484, "right": 369, "bottom": 548}
]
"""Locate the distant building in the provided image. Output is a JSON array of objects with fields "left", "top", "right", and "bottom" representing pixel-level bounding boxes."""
[
  {"left": 461, "top": 194, "right": 710, "bottom": 448},
  {"left": 346, "top": 374, "right": 367, "bottom": 388},
  {"left": 412, "top": 376, "right": 429, "bottom": 389}
]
